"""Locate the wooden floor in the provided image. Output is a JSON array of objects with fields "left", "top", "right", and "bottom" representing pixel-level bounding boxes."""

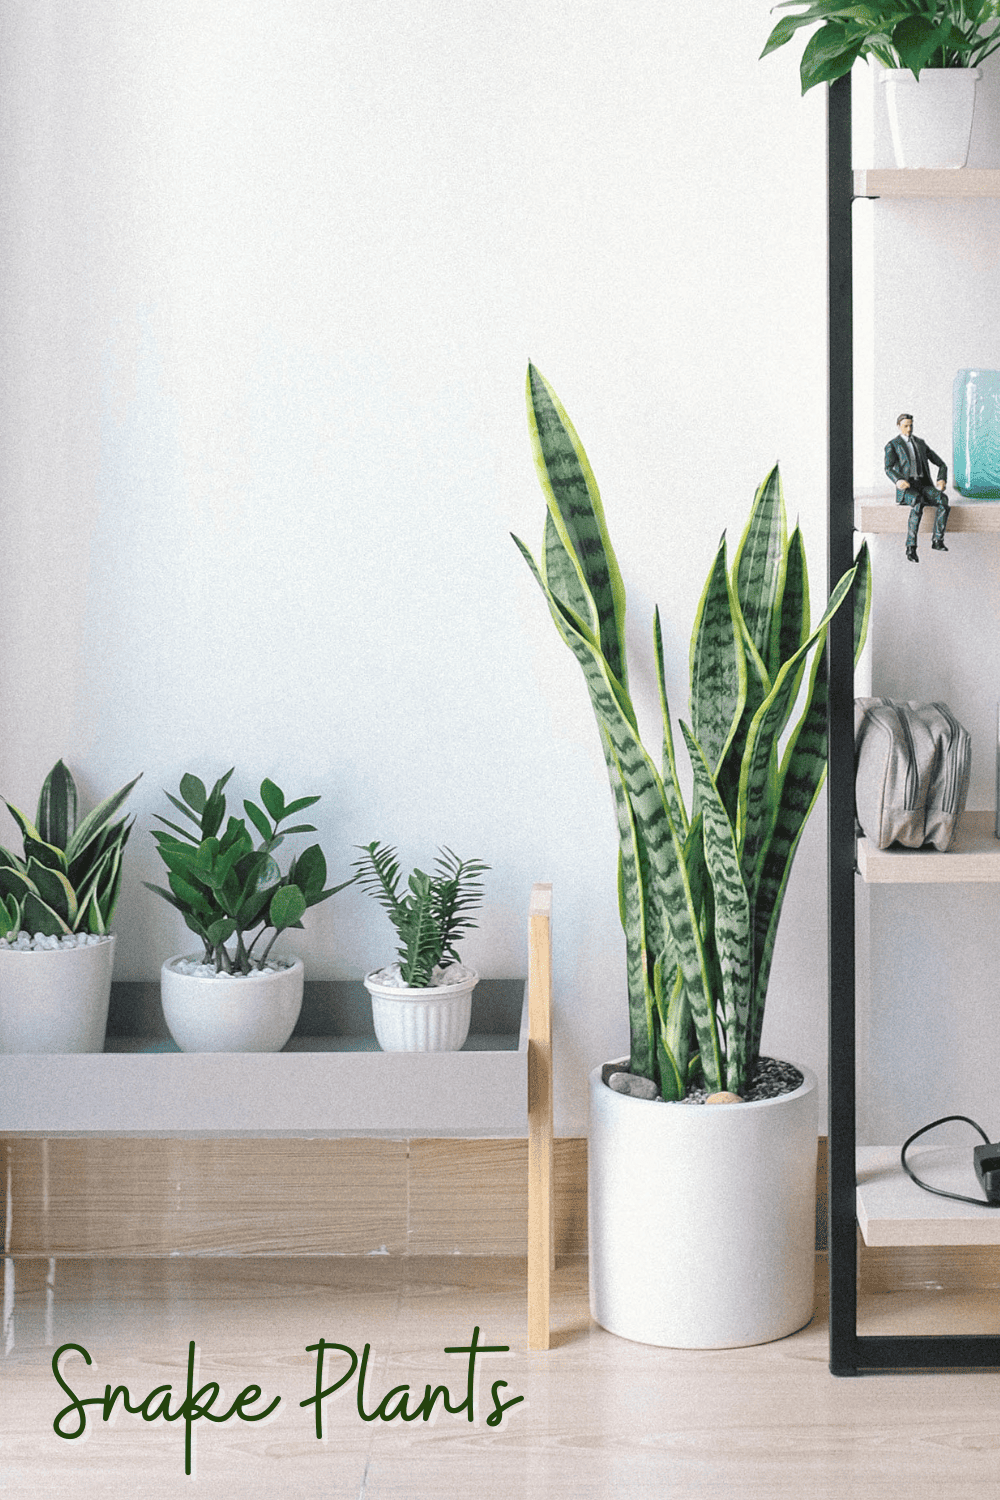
[{"left": 3, "top": 1253, "right": 1000, "bottom": 1497}]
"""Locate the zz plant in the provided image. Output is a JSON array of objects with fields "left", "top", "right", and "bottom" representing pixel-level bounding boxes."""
[
  {"left": 762, "top": 1, "right": 1000, "bottom": 93},
  {"left": 513, "top": 365, "right": 871, "bottom": 1100},
  {"left": 353, "top": 842, "right": 489, "bottom": 987},
  {"left": 147, "top": 769, "right": 356, "bottom": 974},
  {"left": 0, "top": 760, "right": 140, "bottom": 939}
]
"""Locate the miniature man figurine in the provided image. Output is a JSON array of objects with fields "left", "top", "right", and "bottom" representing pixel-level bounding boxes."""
[{"left": 884, "top": 413, "right": 950, "bottom": 562}]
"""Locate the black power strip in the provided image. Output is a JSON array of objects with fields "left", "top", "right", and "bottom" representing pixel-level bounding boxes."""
[{"left": 901, "top": 1115, "right": 1000, "bottom": 1208}]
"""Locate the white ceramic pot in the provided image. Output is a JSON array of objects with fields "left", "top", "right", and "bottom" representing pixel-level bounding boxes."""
[
  {"left": 588, "top": 1060, "right": 818, "bottom": 1348},
  {"left": 363, "top": 966, "right": 478, "bottom": 1052},
  {"left": 0, "top": 936, "right": 116, "bottom": 1053},
  {"left": 160, "top": 955, "right": 304, "bottom": 1053},
  {"left": 881, "top": 67, "right": 980, "bottom": 168}
]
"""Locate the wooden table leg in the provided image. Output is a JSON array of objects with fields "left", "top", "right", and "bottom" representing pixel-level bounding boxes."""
[{"left": 527, "top": 882, "right": 553, "bottom": 1350}]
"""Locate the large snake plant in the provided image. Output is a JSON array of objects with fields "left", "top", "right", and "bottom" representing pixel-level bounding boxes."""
[{"left": 513, "top": 365, "right": 871, "bottom": 1099}]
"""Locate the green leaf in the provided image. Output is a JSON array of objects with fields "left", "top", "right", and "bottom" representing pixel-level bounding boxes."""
[
  {"left": 259, "top": 779, "right": 285, "bottom": 822},
  {"left": 653, "top": 608, "right": 689, "bottom": 835},
  {"left": 64, "top": 774, "right": 141, "bottom": 867},
  {"left": 269, "top": 884, "right": 307, "bottom": 930},
  {"left": 689, "top": 536, "right": 747, "bottom": 779},
  {"left": 732, "top": 465, "right": 787, "bottom": 681},
  {"left": 517, "top": 534, "right": 724, "bottom": 1090},
  {"left": 737, "top": 562, "right": 858, "bottom": 891},
  {"left": 3, "top": 800, "right": 42, "bottom": 850},
  {"left": 242, "top": 799, "right": 273, "bottom": 843},
  {"left": 36, "top": 760, "right": 77, "bottom": 851},
  {"left": 892, "top": 14, "right": 957, "bottom": 73},
  {"left": 290, "top": 844, "right": 327, "bottom": 902},
  {"left": 799, "top": 22, "right": 867, "bottom": 91},
  {"left": 20, "top": 889, "right": 72, "bottom": 936},
  {"left": 280, "top": 795, "right": 322, "bottom": 819},
  {"left": 526, "top": 363, "right": 629, "bottom": 690},
  {"left": 680, "top": 724, "right": 752, "bottom": 1094},
  {"left": 179, "top": 773, "right": 207, "bottom": 815},
  {"left": 25, "top": 857, "right": 77, "bottom": 926},
  {"left": 23, "top": 835, "right": 69, "bottom": 876}
]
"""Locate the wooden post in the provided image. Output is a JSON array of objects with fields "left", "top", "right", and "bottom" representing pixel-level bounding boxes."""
[{"left": 527, "top": 882, "right": 553, "bottom": 1350}]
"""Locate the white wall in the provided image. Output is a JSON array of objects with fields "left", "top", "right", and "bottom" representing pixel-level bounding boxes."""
[{"left": 0, "top": 1, "right": 830, "bottom": 1131}]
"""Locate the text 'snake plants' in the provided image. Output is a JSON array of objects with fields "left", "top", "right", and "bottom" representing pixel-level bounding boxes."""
[
  {"left": 513, "top": 364, "right": 871, "bottom": 1098},
  {"left": 147, "top": 769, "right": 356, "bottom": 974}
]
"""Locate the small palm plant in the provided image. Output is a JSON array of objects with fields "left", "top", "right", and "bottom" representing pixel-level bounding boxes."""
[
  {"left": 353, "top": 842, "right": 489, "bottom": 987},
  {"left": 513, "top": 364, "right": 871, "bottom": 1100},
  {"left": 0, "top": 760, "right": 140, "bottom": 939}
]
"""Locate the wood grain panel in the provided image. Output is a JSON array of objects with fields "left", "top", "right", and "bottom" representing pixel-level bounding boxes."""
[{"left": 4, "top": 1138, "right": 409, "bottom": 1257}]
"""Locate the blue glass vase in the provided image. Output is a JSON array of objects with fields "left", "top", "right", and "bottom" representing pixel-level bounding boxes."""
[{"left": 953, "top": 369, "right": 1000, "bottom": 499}]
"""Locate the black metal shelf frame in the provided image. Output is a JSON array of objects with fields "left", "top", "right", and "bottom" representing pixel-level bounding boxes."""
[{"left": 825, "top": 72, "right": 1000, "bottom": 1373}]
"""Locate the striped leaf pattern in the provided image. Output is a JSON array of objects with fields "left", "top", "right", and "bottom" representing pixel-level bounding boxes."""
[
  {"left": 690, "top": 539, "right": 747, "bottom": 778},
  {"left": 733, "top": 465, "right": 787, "bottom": 679},
  {"left": 737, "top": 566, "right": 856, "bottom": 894},
  {"left": 653, "top": 608, "right": 689, "bottom": 835},
  {"left": 526, "top": 364, "right": 628, "bottom": 689},
  {"left": 681, "top": 723, "right": 752, "bottom": 1088},
  {"left": 517, "top": 368, "right": 872, "bottom": 1098},
  {"left": 515, "top": 535, "right": 723, "bottom": 1092}
]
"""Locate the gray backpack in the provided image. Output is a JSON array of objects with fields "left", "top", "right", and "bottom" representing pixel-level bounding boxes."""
[{"left": 854, "top": 698, "right": 971, "bottom": 852}]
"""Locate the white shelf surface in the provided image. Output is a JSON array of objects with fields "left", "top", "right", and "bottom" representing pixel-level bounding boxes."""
[
  {"left": 0, "top": 979, "right": 529, "bottom": 1138},
  {"left": 854, "top": 168, "right": 1000, "bottom": 199},
  {"left": 857, "top": 810, "right": 1000, "bottom": 883},
  {"left": 855, "top": 494, "right": 1000, "bottom": 534},
  {"left": 857, "top": 1145, "right": 1000, "bottom": 1246}
]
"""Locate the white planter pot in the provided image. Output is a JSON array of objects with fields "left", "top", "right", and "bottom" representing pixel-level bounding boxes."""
[
  {"left": 160, "top": 955, "right": 304, "bottom": 1052},
  {"left": 363, "top": 966, "right": 477, "bottom": 1051},
  {"left": 588, "top": 1060, "right": 818, "bottom": 1348},
  {"left": 0, "top": 937, "right": 115, "bottom": 1054},
  {"left": 881, "top": 68, "right": 980, "bottom": 168}
]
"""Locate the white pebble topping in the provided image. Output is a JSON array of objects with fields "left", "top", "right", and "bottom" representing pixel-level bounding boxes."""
[{"left": 0, "top": 931, "right": 112, "bottom": 951}]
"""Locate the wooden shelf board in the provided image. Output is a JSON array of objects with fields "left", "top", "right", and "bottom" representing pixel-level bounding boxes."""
[
  {"left": 854, "top": 168, "right": 1000, "bottom": 199},
  {"left": 855, "top": 497, "right": 1000, "bottom": 533},
  {"left": 858, "top": 1145, "right": 1000, "bottom": 1246},
  {"left": 858, "top": 810, "right": 1000, "bottom": 883}
]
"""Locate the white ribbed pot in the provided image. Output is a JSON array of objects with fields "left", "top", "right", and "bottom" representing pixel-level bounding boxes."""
[
  {"left": 588, "top": 1060, "right": 818, "bottom": 1349},
  {"left": 160, "top": 955, "right": 304, "bottom": 1053},
  {"left": 881, "top": 68, "right": 981, "bottom": 168},
  {"left": 363, "top": 966, "right": 478, "bottom": 1052},
  {"left": 0, "top": 936, "right": 116, "bottom": 1054}
]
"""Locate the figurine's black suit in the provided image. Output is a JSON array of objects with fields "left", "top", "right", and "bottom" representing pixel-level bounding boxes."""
[{"left": 885, "top": 433, "right": 949, "bottom": 554}]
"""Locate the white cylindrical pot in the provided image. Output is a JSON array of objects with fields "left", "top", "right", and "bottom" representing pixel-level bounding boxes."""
[
  {"left": 881, "top": 67, "right": 980, "bottom": 168},
  {"left": 0, "top": 936, "right": 116, "bottom": 1053},
  {"left": 589, "top": 1060, "right": 818, "bottom": 1348},
  {"left": 160, "top": 956, "right": 304, "bottom": 1053},
  {"left": 363, "top": 967, "right": 477, "bottom": 1052}
]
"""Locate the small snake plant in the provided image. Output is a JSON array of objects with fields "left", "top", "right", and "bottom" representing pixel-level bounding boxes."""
[
  {"left": 513, "top": 364, "right": 871, "bottom": 1098},
  {"left": 0, "top": 760, "right": 140, "bottom": 939},
  {"left": 353, "top": 842, "right": 489, "bottom": 987}
]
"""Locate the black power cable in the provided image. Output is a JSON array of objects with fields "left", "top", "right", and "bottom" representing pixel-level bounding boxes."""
[{"left": 900, "top": 1114, "right": 1000, "bottom": 1208}]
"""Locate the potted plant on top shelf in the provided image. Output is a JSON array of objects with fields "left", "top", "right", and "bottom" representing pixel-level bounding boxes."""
[
  {"left": 761, "top": 0, "right": 1000, "bottom": 166},
  {"left": 513, "top": 364, "right": 871, "bottom": 1348},
  {"left": 0, "top": 759, "right": 141, "bottom": 1053},
  {"left": 354, "top": 841, "right": 489, "bottom": 1052},
  {"left": 146, "top": 769, "right": 356, "bottom": 1052}
]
